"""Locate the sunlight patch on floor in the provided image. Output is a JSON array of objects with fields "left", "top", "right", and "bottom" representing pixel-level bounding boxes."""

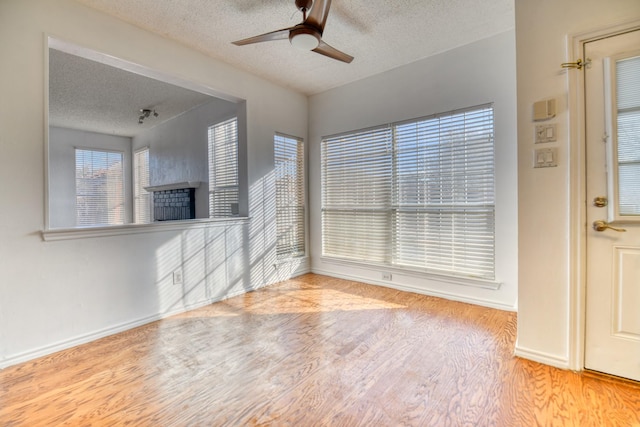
[{"left": 177, "top": 287, "right": 406, "bottom": 318}]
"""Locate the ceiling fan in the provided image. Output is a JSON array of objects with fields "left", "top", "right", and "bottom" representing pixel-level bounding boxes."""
[{"left": 232, "top": 0, "right": 354, "bottom": 64}]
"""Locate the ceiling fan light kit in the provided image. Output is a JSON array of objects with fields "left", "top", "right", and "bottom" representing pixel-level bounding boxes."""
[
  {"left": 232, "top": 0, "right": 353, "bottom": 63},
  {"left": 138, "top": 108, "right": 158, "bottom": 125},
  {"left": 290, "top": 27, "right": 320, "bottom": 50}
]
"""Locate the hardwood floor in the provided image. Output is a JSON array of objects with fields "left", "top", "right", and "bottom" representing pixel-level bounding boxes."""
[{"left": 1, "top": 274, "right": 638, "bottom": 426}]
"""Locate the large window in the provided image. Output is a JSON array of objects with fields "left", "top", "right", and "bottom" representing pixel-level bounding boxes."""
[
  {"left": 322, "top": 104, "right": 495, "bottom": 280},
  {"left": 208, "top": 118, "right": 239, "bottom": 217},
  {"left": 75, "top": 148, "right": 125, "bottom": 226},
  {"left": 274, "top": 133, "right": 305, "bottom": 259},
  {"left": 134, "top": 147, "right": 151, "bottom": 223}
]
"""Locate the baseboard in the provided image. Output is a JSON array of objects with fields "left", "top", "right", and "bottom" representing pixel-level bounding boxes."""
[
  {"left": 311, "top": 268, "right": 516, "bottom": 312},
  {"left": 0, "top": 284, "right": 262, "bottom": 370},
  {"left": 292, "top": 265, "right": 312, "bottom": 278},
  {"left": 514, "top": 345, "right": 570, "bottom": 370}
]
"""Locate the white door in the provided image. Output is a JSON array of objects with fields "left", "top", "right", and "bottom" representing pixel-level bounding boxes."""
[{"left": 585, "top": 29, "right": 640, "bottom": 381}]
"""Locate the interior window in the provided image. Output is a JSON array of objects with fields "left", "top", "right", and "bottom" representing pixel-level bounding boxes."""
[{"left": 47, "top": 40, "right": 247, "bottom": 230}]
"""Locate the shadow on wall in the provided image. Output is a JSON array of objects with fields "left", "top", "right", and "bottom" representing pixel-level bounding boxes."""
[
  {"left": 154, "top": 223, "right": 249, "bottom": 316},
  {"left": 249, "top": 170, "right": 307, "bottom": 285},
  {"left": 152, "top": 170, "right": 305, "bottom": 316}
]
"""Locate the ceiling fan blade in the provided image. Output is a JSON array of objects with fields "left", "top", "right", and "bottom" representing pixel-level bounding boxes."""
[
  {"left": 312, "top": 40, "right": 353, "bottom": 63},
  {"left": 305, "top": 0, "right": 331, "bottom": 33},
  {"left": 232, "top": 27, "right": 292, "bottom": 46}
]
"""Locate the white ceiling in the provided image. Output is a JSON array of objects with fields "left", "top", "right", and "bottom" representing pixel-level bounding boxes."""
[
  {"left": 49, "top": 49, "right": 219, "bottom": 137},
  {"left": 74, "top": 0, "right": 515, "bottom": 96}
]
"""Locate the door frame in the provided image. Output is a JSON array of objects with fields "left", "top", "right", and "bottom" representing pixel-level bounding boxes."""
[{"left": 567, "top": 19, "right": 640, "bottom": 372}]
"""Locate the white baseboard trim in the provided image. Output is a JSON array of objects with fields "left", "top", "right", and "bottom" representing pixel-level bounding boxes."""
[
  {"left": 311, "top": 268, "right": 516, "bottom": 312},
  {"left": 289, "top": 263, "right": 311, "bottom": 278},
  {"left": 514, "top": 345, "right": 570, "bottom": 370},
  {"left": 0, "top": 284, "right": 262, "bottom": 370}
]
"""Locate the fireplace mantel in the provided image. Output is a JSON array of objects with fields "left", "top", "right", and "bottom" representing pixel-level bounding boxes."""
[{"left": 144, "top": 181, "right": 201, "bottom": 192}]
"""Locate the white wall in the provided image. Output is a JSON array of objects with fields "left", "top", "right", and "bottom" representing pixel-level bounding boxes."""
[
  {"left": 49, "top": 127, "right": 133, "bottom": 228},
  {"left": 308, "top": 31, "right": 519, "bottom": 311},
  {"left": 515, "top": 0, "right": 639, "bottom": 368},
  {"left": 0, "top": 0, "right": 308, "bottom": 368},
  {"left": 8, "top": 0, "right": 632, "bottom": 373},
  {"left": 133, "top": 98, "right": 239, "bottom": 219}
]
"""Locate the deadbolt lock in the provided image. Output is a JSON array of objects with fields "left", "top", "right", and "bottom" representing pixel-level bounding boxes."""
[{"left": 593, "top": 196, "right": 608, "bottom": 208}]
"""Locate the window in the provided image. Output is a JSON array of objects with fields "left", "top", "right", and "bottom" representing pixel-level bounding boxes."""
[
  {"left": 615, "top": 55, "right": 640, "bottom": 216},
  {"left": 134, "top": 147, "right": 151, "bottom": 223},
  {"left": 274, "top": 133, "right": 305, "bottom": 258},
  {"left": 75, "top": 148, "right": 125, "bottom": 226},
  {"left": 208, "top": 118, "right": 239, "bottom": 217},
  {"left": 322, "top": 104, "right": 495, "bottom": 280}
]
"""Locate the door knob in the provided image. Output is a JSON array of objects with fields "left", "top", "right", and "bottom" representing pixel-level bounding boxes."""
[{"left": 593, "top": 220, "right": 626, "bottom": 232}]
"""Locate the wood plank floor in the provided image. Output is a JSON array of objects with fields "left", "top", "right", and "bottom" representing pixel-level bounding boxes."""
[{"left": 1, "top": 274, "right": 638, "bottom": 426}]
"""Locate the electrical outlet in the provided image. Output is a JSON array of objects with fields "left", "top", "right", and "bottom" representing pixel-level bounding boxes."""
[
  {"left": 173, "top": 270, "right": 183, "bottom": 285},
  {"left": 382, "top": 272, "right": 392, "bottom": 281}
]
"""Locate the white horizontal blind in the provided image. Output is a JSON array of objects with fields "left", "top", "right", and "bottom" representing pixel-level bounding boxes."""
[
  {"left": 393, "top": 106, "right": 495, "bottom": 279},
  {"left": 75, "top": 148, "right": 125, "bottom": 226},
  {"left": 616, "top": 55, "right": 640, "bottom": 216},
  {"left": 134, "top": 147, "right": 151, "bottom": 223},
  {"left": 208, "top": 117, "right": 239, "bottom": 217},
  {"left": 274, "top": 133, "right": 305, "bottom": 258},
  {"left": 322, "top": 126, "right": 393, "bottom": 263},
  {"left": 321, "top": 104, "right": 495, "bottom": 280}
]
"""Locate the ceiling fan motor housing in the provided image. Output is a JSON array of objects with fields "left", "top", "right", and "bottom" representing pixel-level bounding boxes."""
[{"left": 295, "top": 0, "right": 314, "bottom": 13}]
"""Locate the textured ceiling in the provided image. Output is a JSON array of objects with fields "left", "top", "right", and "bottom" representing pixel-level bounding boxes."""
[
  {"left": 49, "top": 49, "right": 215, "bottom": 137},
  {"left": 73, "top": 0, "right": 515, "bottom": 96}
]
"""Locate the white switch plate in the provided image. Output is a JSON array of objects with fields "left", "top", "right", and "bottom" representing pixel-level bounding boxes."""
[
  {"left": 533, "top": 147, "right": 558, "bottom": 168},
  {"left": 535, "top": 123, "right": 557, "bottom": 143}
]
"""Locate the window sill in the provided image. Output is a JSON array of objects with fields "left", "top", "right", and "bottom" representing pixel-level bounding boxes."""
[
  {"left": 320, "top": 256, "right": 501, "bottom": 290},
  {"left": 42, "top": 217, "right": 250, "bottom": 241}
]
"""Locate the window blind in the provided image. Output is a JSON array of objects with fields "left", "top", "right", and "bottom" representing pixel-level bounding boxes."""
[
  {"left": 616, "top": 55, "right": 640, "bottom": 216},
  {"left": 321, "top": 104, "right": 495, "bottom": 280},
  {"left": 134, "top": 147, "right": 151, "bottom": 223},
  {"left": 322, "top": 126, "right": 393, "bottom": 263},
  {"left": 274, "top": 133, "right": 305, "bottom": 258},
  {"left": 208, "top": 117, "right": 239, "bottom": 217},
  {"left": 75, "top": 148, "right": 125, "bottom": 226}
]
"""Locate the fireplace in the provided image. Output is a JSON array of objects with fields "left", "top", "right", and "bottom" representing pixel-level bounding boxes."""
[
  {"left": 153, "top": 188, "right": 195, "bottom": 221},
  {"left": 145, "top": 181, "right": 200, "bottom": 222}
]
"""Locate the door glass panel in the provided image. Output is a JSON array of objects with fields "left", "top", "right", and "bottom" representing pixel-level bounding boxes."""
[{"left": 616, "top": 55, "right": 640, "bottom": 216}]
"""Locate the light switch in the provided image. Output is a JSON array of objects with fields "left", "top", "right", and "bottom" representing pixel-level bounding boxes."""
[
  {"left": 534, "top": 147, "right": 558, "bottom": 168},
  {"left": 535, "top": 124, "right": 557, "bottom": 143}
]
